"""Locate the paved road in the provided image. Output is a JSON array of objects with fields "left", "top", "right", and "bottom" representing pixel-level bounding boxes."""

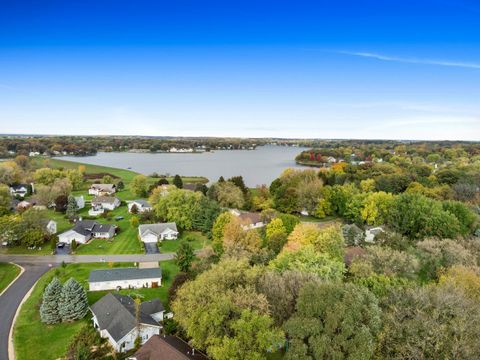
[
  {"left": 0, "top": 262, "right": 50, "bottom": 360},
  {"left": 0, "top": 253, "right": 176, "bottom": 360},
  {"left": 0, "top": 253, "right": 175, "bottom": 265}
]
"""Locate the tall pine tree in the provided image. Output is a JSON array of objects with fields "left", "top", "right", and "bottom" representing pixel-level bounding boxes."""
[
  {"left": 173, "top": 174, "right": 183, "bottom": 189},
  {"left": 66, "top": 195, "right": 78, "bottom": 218},
  {"left": 59, "top": 278, "right": 89, "bottom": 322},
  {"left": 40, "top": 277, "right": 63, "bottom": 324}
]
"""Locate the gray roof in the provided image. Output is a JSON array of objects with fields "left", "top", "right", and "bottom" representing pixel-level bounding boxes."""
[
  {"left": 90, "top": 293, "right": 162, "bottom": 342},
  {"left": 89, "top": 267, "right": 162, "bottom": 283},
  {"left": 92, "top": 196, "right": 119, "bottom": 204},
  {"left": 70, "top": 220, "right": 115, "bottom": 236},
  {"left": 139, "top": 223, "right": 178, "bottom": 237}
]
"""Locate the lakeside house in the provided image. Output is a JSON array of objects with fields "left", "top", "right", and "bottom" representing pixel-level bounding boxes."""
[
  {"left": 127, "top": 200, "right": 153, "bottom": 213},
  {"left": 130, "top": 335, "right": 209, "bottom": 360},
  {"left": 229, "top": 209, "right": 265, "bottom": 230},
  {"left": 89, "top": 267, "right": 162, "bottom": 291},
  {"left": 9, "top": 183, "right": 33, "bottom": 198},
  {"left": 89, "top": 196, "right": 121, "bottom": 216},
  {"left": 88, "top": 183, "right": 117, "bottom": 196},
  {"left": 90, "top": 293, "right": 164, "bottom": 352},
  {"left": 57, "top": 220, "right": 116, "bottom": 244},
  {"left": 365, "top": 226, "right": 384, "bottom": 243},
  {"left": 138, "top": 223, "right": 179, "bottom": 243}
]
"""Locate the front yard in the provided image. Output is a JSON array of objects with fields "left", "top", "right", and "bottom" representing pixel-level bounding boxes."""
[{"left": 14, "top": 260, "right": 179, "bottom": 360}]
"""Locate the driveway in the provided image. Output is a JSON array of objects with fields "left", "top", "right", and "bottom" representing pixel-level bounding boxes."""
[
  {"left": 0, "top": 262, "right": 51, "bottom": 360},
  {"left": 55, "top": 244, "right": 71, "bottom": 255},
  {"left": 144, "top": 243, "right": 159, "bottom": 254}
]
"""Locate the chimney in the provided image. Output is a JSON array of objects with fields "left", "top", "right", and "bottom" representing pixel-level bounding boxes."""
[{"left": 192, "top": 348, "right": 195, "bottom": 355}]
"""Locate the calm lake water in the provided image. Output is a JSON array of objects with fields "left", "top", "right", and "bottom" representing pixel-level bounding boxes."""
[{"left": 61, "top": 145, "right": 308, "bottom": 187}]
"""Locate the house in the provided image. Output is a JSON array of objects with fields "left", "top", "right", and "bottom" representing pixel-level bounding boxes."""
[
  {"left": 88, "top": 183, "right": 116, "bottom": 196},
  {"left": 89, "top": 267, "right": 162, "bottom": 291},
  {"left": 9, "top": 183, "right": 33, "bottom": 198},
  {"left": 44, "top": 219, "right": 57, "bottom": 235},
  {"left": 90, "top": 293, "right": 164, "bottom": 352},
  {"left": 127, "top": 200, "right": 153, "bottom": 213},
  {"left": 365, "top": 226, "right": 384, "bottom": 243},
  {"left": 229, "top": 209, "right": 265, "bottom": 230},
  {"left": 75, "top": 195, "right": 85, "bottom": 209},
  {"left": 57, "top": 220, "right": 116, "bottom": 244},
  {"left": 89, "top": 196, "right": 121, "bottom": 216},
  {"left": 130, "top": 335, "right": 209, "bottom": 360},
  {"left": 138, "top": 223, "right": 179, "bottom": 243},
  {"left": 16, "top": 200, "right": 34, "bottom": 211}
]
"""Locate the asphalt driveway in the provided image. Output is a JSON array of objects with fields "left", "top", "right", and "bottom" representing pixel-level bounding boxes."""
[
  {"left": 0, "top": 262, "right": 51, "bottom": 360},
  {"left": 144, "top": 242, "right": 160, "bottom": 254}
]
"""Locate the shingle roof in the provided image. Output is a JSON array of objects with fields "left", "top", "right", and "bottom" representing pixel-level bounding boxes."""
[
  {"left": 89, "top": 267, "right": 162, "bottom": 283},
  {"left": 133, "top": 335, "right": 209, "bottom": 360},
  {"left": 139, "top": 223, "right": 178, "bottom": 237},
  {"left": 92, "top": 196, "right": 119, "bottom": 204},
  {"left": 238, "top": 212, "right": 262, "bottom": 224},
  {"left": 92, "top": 223, "right": 115, "bottom": 233},
  {"left": 72, "top": 220, "right": 98, "bottom": 236},
  {"left": 90, "top": 293, "right": 162, "bottom": 342}
]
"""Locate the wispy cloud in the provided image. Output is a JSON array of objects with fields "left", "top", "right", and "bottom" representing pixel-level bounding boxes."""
[{"left": 337, "top": 51, "right": 480, "bottom": 70}]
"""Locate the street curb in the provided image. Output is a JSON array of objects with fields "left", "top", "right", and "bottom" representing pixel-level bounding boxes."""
[
  {"left": 8, "top": 271, "right": 41, "bottom": 360},
  {"left": 0, "top": 263, "right": 24, "bottom": 297}
]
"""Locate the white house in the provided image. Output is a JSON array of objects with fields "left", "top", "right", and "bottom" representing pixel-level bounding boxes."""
[
  {"left": 365, "top": 226, "right": 384, "bottom": 243},
  {"left": 9, "top": 184, "right": 32, "bottom": 198},
  {"left": 138, "top": 223, "right": 179, "bottom": 243},
  {"left": 57, "top": 220, "right": 116, "bottom": 244},
  {"left": 229, "top": 209, "right": 265, "bottom": 230},
  {"left": 75, "top": 195, "right": 85, "bottom": 209},
  {"left": 90, "top": 293, "right": 164, "bottom": 352},
  {"left": 44, "top": 220, "right": 57, "bottom": 235},
  {"left": 89, "top": 267, "right": 162, "bottom": 291},
  {"left": 127, "top": 200, "right": 152, "bottom": 213},
  {"left": 88, "top": 184, "right": 116, "bottom": 196},
  {"left": 89, "top": 196, "right": 121, "bottom": 216}
]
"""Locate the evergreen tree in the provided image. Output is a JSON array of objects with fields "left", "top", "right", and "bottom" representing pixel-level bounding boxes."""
[
  {"left": 175, "top": 240, "right": 195, "bottom": 272},
  {"left": 173, "top": 174, "right": 183, "bottom": 189},
  {"left": 218, "top": 176, "right": 225, "bottom": 183},
  {"left": 66, "top": 195, "right": 78, "bottom": 218},
  {"left": 59, "top": 278, "right": 89, "bottom": 322},
  {"left": 40, "top": 277, "right": 63, "bottom": 324},
  {"left": 117, "top": 180, "right": 125, "bottom": 190}
]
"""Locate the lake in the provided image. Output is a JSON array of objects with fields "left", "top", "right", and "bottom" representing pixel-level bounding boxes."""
[{"left": 61, "top": 145, "right": 308, "bottom": 187}]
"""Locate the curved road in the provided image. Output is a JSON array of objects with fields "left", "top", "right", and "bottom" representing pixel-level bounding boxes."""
[{"left": 0, "top": 253, "right": 176, "bottom": 360}]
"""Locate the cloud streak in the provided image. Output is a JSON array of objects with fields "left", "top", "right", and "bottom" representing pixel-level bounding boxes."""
[{"left": 337, "top": 51, "right": 480, "bottom": 70}]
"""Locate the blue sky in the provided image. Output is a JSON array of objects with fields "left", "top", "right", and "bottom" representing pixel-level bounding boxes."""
[{"left": 0, "top": 0, "right": 479, "bottom": 140}]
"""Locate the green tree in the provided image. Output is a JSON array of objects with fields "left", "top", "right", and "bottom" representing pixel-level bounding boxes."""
[
  {"left": 266, "top": 218, "right": 286, "bottom": 240},
  {"left": 66, "top": 169, "right": 84, "bottom": 190},
  {"left": 130, "top": 175, "right": 149, "bottom": 197},
  {"left": 377, "top": 284, "right": 480, "bottom": 359},
  {"left": 175, "top": 240, "right": 195, "bottom": 272},
  {"left": 0, "top": 184, "right": 12, "bottom": 215},
  {"left": 211, "top": 181, "right": 245, "bottom": 208},
  {"left": 211, "top": 211, "right": 233, "bottom": 255},
  {"left": 209, "top": 309, "right": 284, "bottom": 360},
  {"left": 285, "top": 282, "right": 381, "bottom": 360},
  {"left": 66, "top": 195, "right": 79, "bottom": 218},
  {"left": 173, "top": 174, "right": 183, "bottom": 189},
  {"left": 40, "top": 277, "right": 63, "bottom": 324},
  {"left": 117, "top": 180, "right": 125, "bottom": 190},
  {"left": 130, "top": 215, "right": 139, "bottom": 228},
  {"left": 102, "top": 175, "right": 113, "bottom": 184},
  {"left": 59, "top": 278, "right": 89, "bottom": 322},
  {"left": 172, "top": 259, "right": 281, "bottom": 360},
  {"left": 270, "top": 245, "right": 345, "bottom": 280}
]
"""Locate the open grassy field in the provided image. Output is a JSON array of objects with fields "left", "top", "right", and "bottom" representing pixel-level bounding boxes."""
[
  {"left": 0, "top": 262, "right": 21, "bottom": 293},
  {"left": 14, "top": 260, "right": 179, "bottom": 360}
]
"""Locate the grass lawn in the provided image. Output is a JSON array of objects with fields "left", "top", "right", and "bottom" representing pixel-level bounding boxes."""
[
  {"left": 0, "top": 262, "right": 21, "bottom": 293},
  {"left": 14, "top": 260, "right": 179, "bottom": 360},
  {"left": 159, "top": 231, "right": 211, "bottom": 253}
]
